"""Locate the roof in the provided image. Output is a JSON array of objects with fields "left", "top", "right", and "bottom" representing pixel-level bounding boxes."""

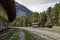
[
  {"left": 0, "top": 0, "right": 16, "bottom": 22},
  {"left": 32, "top": 22, "right": 41, "bottom": 24}
]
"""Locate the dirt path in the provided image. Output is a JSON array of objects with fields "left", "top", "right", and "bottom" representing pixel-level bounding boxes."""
[{"left": 20, "top": 30, "right": 25, "bottom": 40}]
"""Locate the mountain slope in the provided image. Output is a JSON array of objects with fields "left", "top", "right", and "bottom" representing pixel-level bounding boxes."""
[{"left": 15, "top": 2, "right": 33, "bottom": 16}]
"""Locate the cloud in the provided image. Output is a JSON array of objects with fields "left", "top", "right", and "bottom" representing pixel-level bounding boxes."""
[
  {"left": 15, "top": 0, "right": 59, "bottom": 5},
  {"left": 15, "top": 0, "right": 59, "bottom": 12},
  {"left": 28, "top": 2, "right": 58, "bottom": 12}
]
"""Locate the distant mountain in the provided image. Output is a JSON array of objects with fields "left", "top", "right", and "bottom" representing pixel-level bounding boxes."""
[{"left": 15, "top": 2, "right": 33, "bottom": 16}]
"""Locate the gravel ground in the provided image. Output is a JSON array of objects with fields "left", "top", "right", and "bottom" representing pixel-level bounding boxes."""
[
  {"left": 0, "top": 29, "right": 12, "bottom": 40},
  {"left": 37, "top": 28, "right": 60, "bottom": 33},
  {"left": 19, "top": 27, "right": 60, "bottom": 40},
  {"left": 19, "top": 30, "right": 25, "bottom": 40}
]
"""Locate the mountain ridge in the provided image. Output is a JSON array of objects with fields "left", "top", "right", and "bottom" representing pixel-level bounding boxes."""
[{"left": 15, "top": 2, "right": 33, "bottom": 16}]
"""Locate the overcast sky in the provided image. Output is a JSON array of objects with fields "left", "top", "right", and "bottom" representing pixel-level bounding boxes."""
[{"left": 15, "top": 0, "right": 59, "bottom": 13}]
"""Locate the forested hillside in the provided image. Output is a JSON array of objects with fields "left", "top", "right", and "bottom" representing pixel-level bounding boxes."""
[{"left": 9, "top": 2, "right": 60, "bottom": 27}]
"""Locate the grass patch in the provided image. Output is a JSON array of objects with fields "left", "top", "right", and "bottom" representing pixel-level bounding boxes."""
[
  {"left": 11, "top": 32, "right": 20, "bottom": 40},
  {"left": 23, "top": 30, "right": 47, "bottom": 40},
  {"left": 23, "top": 30, "right": 34, "bottom": 40},
  {"left": 3, "top": 28, "right": 20, "bottom": 40},
  {"left": 31, "top": 33, "right": 47, "bottom": 40}
]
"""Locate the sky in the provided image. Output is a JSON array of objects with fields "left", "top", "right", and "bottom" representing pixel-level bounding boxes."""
[{"left": 15, "top": 0, "right": 60, "bottom": 13}]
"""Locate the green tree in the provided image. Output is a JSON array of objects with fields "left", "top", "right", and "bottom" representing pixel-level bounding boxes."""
[
  {"left": 39, "top": 11, "right": 47, "bottom": 25},
  {"left": 45, "top": 7, "right": 52, "bottom": 25}
]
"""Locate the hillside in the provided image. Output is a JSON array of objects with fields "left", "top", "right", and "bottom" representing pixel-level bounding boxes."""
[{"left": 15, "top": 2, "right": 33, "bottom": 16}]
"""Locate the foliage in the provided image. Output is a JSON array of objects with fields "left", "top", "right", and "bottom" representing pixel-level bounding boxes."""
[{"left": 9, "top": 2, "right": 60, "bottom": 27}]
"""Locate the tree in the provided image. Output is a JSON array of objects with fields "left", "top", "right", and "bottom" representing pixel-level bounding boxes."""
[
  {"left": 45, "top": 7, "right": 52, "bottom": 25},
  {"left": 39, "top": 11, "right": 47, "bottom": 25}
]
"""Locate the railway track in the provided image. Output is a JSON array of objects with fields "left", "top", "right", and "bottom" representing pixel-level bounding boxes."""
[
  {"left": 28, "top": 32, "right": 46, "bottom": 40},
  {"left": 0, "top": 28, "right": 11, "bottom": 38},
  {"left": 0, "top": 28, "right": 15, "bottom": 40},
  {"left": 29, "top": 31, "right": 57, "bottom": 40},
  {"left": 24, "top": 30, "right": 56, "bottom": 40},
  {"left": 20, "top": 27, "right": 60, "bottom": 40},
  {"left": 25, "top": 31, "right": 37, "bottom": 40},
  {"left": 36, "top": 28, "right": 60, "bottom": 33},
  {"left": 38, "top": 32, "right": 57, "bottom": 40},
  {"left": 0, "top": 29, "right": 9, "bottom": 40}
]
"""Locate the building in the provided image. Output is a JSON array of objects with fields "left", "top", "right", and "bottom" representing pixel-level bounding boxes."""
[
  {"left": 32, "top": 22, "right": 44, "bottom": 27},
  {"left": 32, "top": 22, "right": 52, "bottom": 28}
]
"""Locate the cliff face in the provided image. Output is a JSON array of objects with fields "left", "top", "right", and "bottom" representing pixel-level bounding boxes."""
[
  {"left": 0, "top": 0, "right": 33, "bottom": 22},
  {"left": 0, "top": 0, "right": 16, "bottom": 22}
]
